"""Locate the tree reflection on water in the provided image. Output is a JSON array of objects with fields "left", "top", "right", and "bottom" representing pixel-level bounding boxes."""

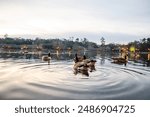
[{"left": 0, "top": 50, "right": 149, "bottom": 67}]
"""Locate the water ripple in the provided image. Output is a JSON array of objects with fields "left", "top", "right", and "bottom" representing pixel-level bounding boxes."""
[{"left": 0, "top": 59, "right": 150, "bottom": 99}]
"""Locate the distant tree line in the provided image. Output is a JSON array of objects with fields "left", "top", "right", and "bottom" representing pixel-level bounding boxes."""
[
  {"left": 0, "top": 37, "right": 99, "bottom": 50},
  {"left": 128, "top": 38, "right": 150, "bottom": 52},
  {"left": 104, "top": 38, "right": 150, "bottom": 53},
  {"left": 0, "top": 37, "right": 149, "bottom": 52}
]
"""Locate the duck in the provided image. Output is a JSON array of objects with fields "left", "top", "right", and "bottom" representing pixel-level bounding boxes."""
[
  {"left": 74, "top": 63, "right": 89, "bottom": 76},
  {"left": 87, "top": 60, "right": 97, "bottom": 72},
  {"left": 42, "top": 52, "right": 51, "bottom": 65},
  {"left": 73, "top": 54, "right": 97, "bottom": 74}
]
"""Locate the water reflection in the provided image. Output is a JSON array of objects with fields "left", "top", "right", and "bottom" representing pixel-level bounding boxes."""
[{"left": 0, "top": 51, "right": 150, "bottom": 66}]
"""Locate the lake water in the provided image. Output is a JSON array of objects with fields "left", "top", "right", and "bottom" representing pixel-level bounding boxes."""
[{"left": 0, "top": 52, "right": 150, "bottom": 99}]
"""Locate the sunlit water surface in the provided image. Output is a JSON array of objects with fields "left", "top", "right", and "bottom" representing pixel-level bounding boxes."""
[{"left": 0, "top": 54, "right": 150, "bottom": 100}]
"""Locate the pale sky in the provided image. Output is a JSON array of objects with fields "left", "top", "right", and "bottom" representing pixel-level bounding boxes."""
[{"left": 0, "top": 0, "right": 150, "bottom": 44}]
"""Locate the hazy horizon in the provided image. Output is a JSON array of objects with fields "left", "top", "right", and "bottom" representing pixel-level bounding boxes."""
[{"left": 0, "top": 0, "right": 150, "bottom": 44}]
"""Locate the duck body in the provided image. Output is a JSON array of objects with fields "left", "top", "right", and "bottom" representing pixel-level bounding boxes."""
[
  {"left": 74, "top": 62, "right": 89, "bottom": 76},
  {"left": 42, "top": 53, "right": 51, "bottom": 65},
  {"left": 42, "top": 56, "right": 51, "bottom": 61},
  {"left": 87, "top": 60, "right": 97, "bottom": 72}
]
